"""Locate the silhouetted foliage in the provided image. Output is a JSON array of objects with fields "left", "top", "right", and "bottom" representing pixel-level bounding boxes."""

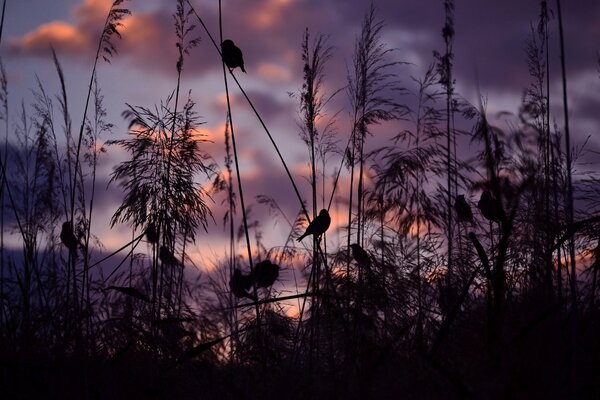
[{"left": 1, "top": 1, "right": 600, "bottom": 399}]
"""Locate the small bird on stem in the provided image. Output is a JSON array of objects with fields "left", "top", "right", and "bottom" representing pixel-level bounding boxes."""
[
  {"left": 251, "top": 260, "right": 279, "bottom": 288},
  {"left": 297, "top": 209, "right": 331, "bottom": 242},
  {"left": 60, "top": 221, "right": 80, "bottom": 257},
  {"left": 230, "top": 269, "right": 256, "bottom": 301},
  {"left": 146, "top": 221, "right": 159, "bottom": 244},
  {"left": 350, "top": 243, "right": 371, "bottom": 268},
  {"left": 478, "top": 190, "right": 505, "bottom": 223},
  {"left": 455, "top": 194, "right": 473, "bottom": 223},
  {"left": 221, "top": 39, "right": 246, "bottom": 73},
  {"left": 160, "top": 246, "right": 180, "bottom": 266}
]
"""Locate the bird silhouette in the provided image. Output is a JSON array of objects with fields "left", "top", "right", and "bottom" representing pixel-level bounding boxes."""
[
  {"left": 60, "top": 221, "right": 80, "bottom": 257},
  {"left": 477, "top": 190, "right": 505, "bottom": 223},
  {"left": 251, "top": 260, "right": 279, "bottom": 288},
  {"left": 350, "top": 243, "right": 371, "bottom": 268},
  {"left": 146, "top": 221, "right": 159, "bottom": 244},
  {"left": 229, "top": 269, "right": 256, "bottom": 301},
  {"left": 159, "top": 246, "right": 180, "bottom": 266},
  {"left": 221, "top": 39, "right": 246, "bottom": 73},
  {"left": 297, "top": 209, "right": 331, "bottom": 241},
  {"left": 455, "top": 195, "right": 473, "bottom": 223}
]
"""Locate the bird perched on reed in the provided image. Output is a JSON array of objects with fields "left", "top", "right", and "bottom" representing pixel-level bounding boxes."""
[
  {"left": 230, "top": 269, "right": 256, "bottom": 301},
  {"left": 145, "top": 221, "right": 159, "bottom": 244},
  {"left": 221, "top": 39, "right": 246, "bottom": 73},
  {"left": 60, "top": 221, "right": 80, "bottom": 257},
  {"left": 297, "top": 209, "right": 331, "bottom": 241},
  {"left": 477, "top": 190, "right": 505, "bottom": 223},
  {"left": 350, "top": 243, "right": 371, "bottom": 268},
  {"left": 455, "top": 194, "right": 473, "bottom": 223},
  {"left": 159, "top": 246, "right": 180, "bottom": 266},
  {"left": 252, "top": 260, "right": 279, "bottom": 288}
]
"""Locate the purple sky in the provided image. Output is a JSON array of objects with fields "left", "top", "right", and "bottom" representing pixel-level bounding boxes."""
[{"left": 2, "top": 0, "right": 600, "bottom": 271}]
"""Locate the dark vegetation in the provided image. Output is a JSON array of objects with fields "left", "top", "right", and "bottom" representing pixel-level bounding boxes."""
[{"left": 1, "top": 0, "right": 600, "bottom": 398}]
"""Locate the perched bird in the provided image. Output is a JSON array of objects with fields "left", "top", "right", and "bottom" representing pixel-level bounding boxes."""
[
  {"left": 60, "top": 221, "right": 80, "bottom": 257},
  {"left": 297, "top": 209, "right": 331, "bottom": 242},
  {"left": 146, "top": 221, "right": 159, "bottom": 244},
  {"left": 251, "top": 260, "right": 279, "bottom": 288},
  {"left": 221, "top": 39, "right": 246, "bottom": 73},
  {"left": 454, "top": 194, "right": 473, "bottom": 223},
  {"left": 229, "top": 269, "right": 256, "bottom": 301},
  {"left": 350, "top": 243, "right": 371, "bottom": 268},
  {"left": 160, "top": 246, "right": 180, "bottom": 266},
  {"left": 477, "top": 190, "right": 505, "bottom": 223}
]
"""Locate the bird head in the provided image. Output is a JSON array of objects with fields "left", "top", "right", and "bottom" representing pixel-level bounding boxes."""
[
  {"left": 319, "top": 209, "right": 329, "bottom": 217},
  {"left": 221, "top": 39, "right": 234, "bottom": 49}
]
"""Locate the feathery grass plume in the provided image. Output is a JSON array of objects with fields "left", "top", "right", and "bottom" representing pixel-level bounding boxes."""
[
  {"left": 345, "top": 6, "right": 409, "bottom": 357},
  {"left": 165, "top": 0, "right": 200, "bottom": 201},
  {"left": 110, "top": 96, "right": 216, "bottom": 240},
  {"left": 373, "top": 65, "right": 446, "bottom": 345},
  {"left": 298, "top": 29, "right": 337, "bottom": 222},
  {"left": 295, "top": 29, "right": 338, "bottom": 362},
  {"left": 110, "top": 95, "right": 217, "bottom": 319},
  {"left": 519, "top": 4, "right": 555, "bottom": 297},
  {"left": 71, "top": 0, "right": 130, "bottom": 224},
  {"left": 347, "top": 2, "right": 408, "bottom": 269},
  {"left": 9, "top": 101, "right": 60, "bottom": 345},
  {"left": 79, "top": 77, "right": 113, "bottom": 335}
]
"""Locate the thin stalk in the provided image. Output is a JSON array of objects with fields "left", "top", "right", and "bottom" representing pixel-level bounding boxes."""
[
  {"left": 555, "top": 0, "right": 577, "bottom": 310},
  {"left": 541, "top": 0, "right": 553, "bottom": 295},
  {"left": 443, "top": 0, "right": 455, "bottom": 282},
  {"left": 224, "top": 118, "right": 237, "bottom": 361}
]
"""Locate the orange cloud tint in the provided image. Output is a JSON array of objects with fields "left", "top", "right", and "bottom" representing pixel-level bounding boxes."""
[
  {"left": 73, "top": 0, "right": 113, "bottom": 24},
  {"left": 192, "top": 123, "right": 226, "bottom": 144},
  {"left": 8, "top": 0, "right": 116, "bottom": 55},
  {"left": 10, "top": 21, "right": 88, "bottom": 55},
  {"left": 9, "top": 0, "right": 162, "bottom": 60},
  {"left": 256, "top": 63, "right": 291, "bottom": 83},
  {"left": 121, "top": 14, "right": 162, "bottom": 48},
  {"left": 247, "top": 0, "right": 293, "bottom": 30}
]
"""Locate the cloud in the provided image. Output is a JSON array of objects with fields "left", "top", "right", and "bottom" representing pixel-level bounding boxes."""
[
  {"left": 7, "top": 0, "right": 168, "bottom": 63},
  {"left": 8, "top": 0, "right": 110, "bottom": 57},
  {"left": 9, "top": 21, "right": 89, "bottom": 56}
]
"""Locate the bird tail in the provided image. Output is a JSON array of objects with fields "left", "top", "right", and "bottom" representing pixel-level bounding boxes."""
[{"left": 297, "top": 233, "right": 308, "bottom": 242}]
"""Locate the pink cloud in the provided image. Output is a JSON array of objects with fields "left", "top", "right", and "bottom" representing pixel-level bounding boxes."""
[
  {"left": 8, "top": 0, "right": 113, "bottom": 56},
  {"left": 7, "top": 0, "right": 162, "bottom": 60},
  {"left": 9, "top": 21, "right": 89, "bottom": 55}
]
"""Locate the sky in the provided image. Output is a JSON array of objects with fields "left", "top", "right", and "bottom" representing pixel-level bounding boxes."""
[{"left": 1, "top": 0, "right": 600, "bottom": 273}]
